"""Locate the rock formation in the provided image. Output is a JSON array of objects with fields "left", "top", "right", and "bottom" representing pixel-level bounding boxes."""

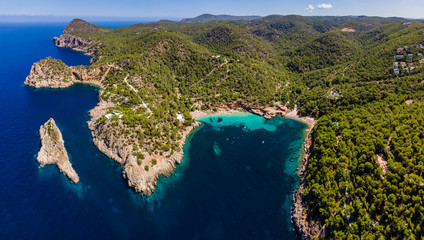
[
  {"left": 24, "top": 57, "right": 107, "bottom": 88},
  {"left": 37, "top": 118, "right": 79, "bottom": 184},
  {"left": 87, "top": 99, "right": 201, "bottom": 195},
  {"left": 53, "top": 19, "right": 102, "bottom": 57}
]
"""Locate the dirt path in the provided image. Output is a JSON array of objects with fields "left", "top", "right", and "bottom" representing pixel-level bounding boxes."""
[{"left": 123, "top": 75, "right": 152, "bottom": 115}]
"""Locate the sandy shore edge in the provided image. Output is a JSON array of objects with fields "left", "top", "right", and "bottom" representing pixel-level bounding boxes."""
[{"left": 191, "top": 106, "right": 317, "bottom": 239}]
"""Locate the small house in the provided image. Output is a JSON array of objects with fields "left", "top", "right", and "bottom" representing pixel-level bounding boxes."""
[
  {"left": 105, "top": 112, "right": 122, "bottom": 120},
  {"left": 176, "top": 113, "right": 184, "bottom": 122},
  {"left": 400, "top": 62, "right": 407, "bottom": 67},
  {"left": 393, "top": 62, "right": 399, "bottom": 68},
  {"left": 396, "top": 48, "right": 404, "bottom": 52},
  {"left": 408, "top": 54, "right": 413, "bottom": 58},
  {"left": 394, "top": 68, "right": 400, "bottom": 74},
  {"left": 394, "top": 55, "right": 404, "bottom": 59}
]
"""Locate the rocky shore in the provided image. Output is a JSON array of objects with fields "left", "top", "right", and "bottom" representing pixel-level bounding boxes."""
[
  {"left": 37, "top": 118, "right": 79, "bottom": 184},
  {"left": 87, "top": 99, "right": 201, "bottom": 195},
  {"left": 53, "top": 18, "right": 103, "bottom": 59},
  {"left": 291, "top": 122, "right": 322, "bottom": 239}
]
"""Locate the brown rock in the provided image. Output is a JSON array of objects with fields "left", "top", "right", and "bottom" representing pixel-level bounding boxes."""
[{"left": 37, "top": 118, "right": 79, "bottom": 184}]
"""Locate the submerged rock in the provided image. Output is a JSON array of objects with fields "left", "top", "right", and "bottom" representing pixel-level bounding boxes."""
[{"left": 37, "top": 118, "right": 79, "bottom": 184}]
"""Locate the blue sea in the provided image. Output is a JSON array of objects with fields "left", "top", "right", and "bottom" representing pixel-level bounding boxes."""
[{"left": 0, "top": 22, "right": 306, "bottom": 239}]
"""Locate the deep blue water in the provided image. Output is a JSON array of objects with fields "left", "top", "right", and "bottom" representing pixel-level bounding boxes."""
[{"left": 0, "top": 23, "right": 306, "bottom": 239}]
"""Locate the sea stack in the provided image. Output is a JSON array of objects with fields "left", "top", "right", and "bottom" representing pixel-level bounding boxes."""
[{"left": 37, "top": 118, "right": 79, "bottom": 184}]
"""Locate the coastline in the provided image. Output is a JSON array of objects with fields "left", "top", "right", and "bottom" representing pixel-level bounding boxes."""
[
  {"left": 192, "top": 106, "right": 317, "bottom": 239},
  {"left": 86, "top": 97, "right": 202, "bottom": 195},
  {"left": 291, "top": 121, "right": 316, "bottom": 239},
  {"left": 289, "top": 105, "right": 321, "bottom": 239}
]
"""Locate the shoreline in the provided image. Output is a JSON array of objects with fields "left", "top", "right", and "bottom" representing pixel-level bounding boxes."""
[
  {"left": 291, "top": 121, "right": 315, "bottom": 239},
  {"left": 191, "top": 106, "right": 317, "bottom": 239}
]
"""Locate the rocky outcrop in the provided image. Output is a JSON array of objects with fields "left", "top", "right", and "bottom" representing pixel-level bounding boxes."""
[
  {"left": 53, "top": 19, "right": 102, "bottom": 57},
  {"left": 87, "top": 99, "right": 201, "bottom": 195},
  {"left": 24, "top": 57, "right": 107, "bottom": 88},
  {"left": 53, "top": 34, "right": 95, "bottom": 54},
  {"left": 122, "top": 122, "right": 201, "bottom": 195},
  {"left": 24, "top": 57, "right": 74, "bottom": 88},
  {"left": 37, "top": 118, "right": 79, "bottom": 184}
]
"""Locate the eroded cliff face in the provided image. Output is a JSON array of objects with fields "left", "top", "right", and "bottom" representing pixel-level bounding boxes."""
[
  {"left": 87, "top": 99, "right": 200, "bottom": 195},
  {"left": 24, "top": 57, "right": 109, "bottom": 88},
  {"left": 53, "top": 34, "right": 95, "bottom": 54},
  {"left": 37, "top": 118, "right": 79, "bottom": 184},
  {"left": 53, "top": 18, "right": 102, "bottom": 57}
]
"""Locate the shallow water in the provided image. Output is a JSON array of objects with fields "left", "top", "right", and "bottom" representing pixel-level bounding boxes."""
[{"left": 0, "top": 23, "right": 306, "bottom": 239}]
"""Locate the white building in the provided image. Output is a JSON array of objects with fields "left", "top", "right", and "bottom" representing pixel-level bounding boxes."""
[
  {"left": 105, "top": 112, "right": 123, "bottom": 119},
  {"left": 176, "top": 113, "right": 184, "bottom": 122}
]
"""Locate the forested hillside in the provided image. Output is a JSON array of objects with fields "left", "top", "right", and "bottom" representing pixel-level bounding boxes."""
[{"left": 58, "top": 15, "right": 424, "bottom": 238}]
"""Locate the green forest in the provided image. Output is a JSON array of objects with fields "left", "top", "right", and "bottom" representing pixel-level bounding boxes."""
[{"left": 63, "top": 16, "right": 424, "bottom": 238}]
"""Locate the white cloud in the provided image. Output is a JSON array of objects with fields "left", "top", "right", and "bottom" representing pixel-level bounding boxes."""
[
  {"left": 317, "top": 3, "right": 333, "bottom": 9},
  {"left": 306, "top": 4, "right": 315, "bottom": 11}
]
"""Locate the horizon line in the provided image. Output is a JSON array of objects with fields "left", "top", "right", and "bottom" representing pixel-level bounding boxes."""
[{"left": 0, "top": 13, "right": 421, "bottom": 22}]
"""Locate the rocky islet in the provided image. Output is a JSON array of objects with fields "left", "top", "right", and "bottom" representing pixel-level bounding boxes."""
[{"left": 37, "top": 118, "right": 79, "bottom": 184}]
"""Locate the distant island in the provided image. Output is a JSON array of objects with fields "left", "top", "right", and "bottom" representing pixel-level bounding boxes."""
[{"left": 25, "top": 14, "right": 424, "bottom": 239}]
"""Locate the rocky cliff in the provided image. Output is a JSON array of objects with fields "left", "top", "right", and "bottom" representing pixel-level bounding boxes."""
[
  {"left": 291, "top": 130, "right": 322, "bottom": 239},
  {"left": 53, "top": 34, "right": 95, "bottom": 54},
  {"left": 53, "top": 19, "right": 103, "bottom": 57},
  {"left": 37, "top": 118, "right": 79, "bottom": 184},
  {"left": 87, "top": 99, "right": 201, "bottom": 195},
  {"left": 24, "top": 57, "right": 108, "bottom": 88}
]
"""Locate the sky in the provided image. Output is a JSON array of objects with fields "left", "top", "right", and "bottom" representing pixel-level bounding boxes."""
[{"left": 0, "top": 0, "right": 423, "bottom": 21}]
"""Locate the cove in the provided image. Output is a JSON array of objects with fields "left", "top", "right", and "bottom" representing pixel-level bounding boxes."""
[
  {"left": 0, "top": 22, "right": 307, "bottom": 239},
  {"left": 147, "top": 112, "right": 307, "bottom": 239}
]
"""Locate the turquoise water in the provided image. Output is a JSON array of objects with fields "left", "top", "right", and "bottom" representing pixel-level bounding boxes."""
[{"left": 0, "top": 23, "right": 307, "bottom": 239}]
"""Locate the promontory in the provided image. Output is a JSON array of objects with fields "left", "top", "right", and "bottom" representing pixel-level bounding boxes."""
[{"left": 37, "top": 118, "right": 79, "bottom": 184}]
